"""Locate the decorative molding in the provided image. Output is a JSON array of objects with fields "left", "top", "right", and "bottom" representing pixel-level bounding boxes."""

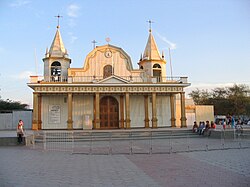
[{"left": 32, "top": 85, "right": 184, "bottom": 94}]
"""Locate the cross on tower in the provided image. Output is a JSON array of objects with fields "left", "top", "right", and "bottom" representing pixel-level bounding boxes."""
[
  {"left": 92, "top": 40, "right": 97, "bottom": 49},
  {"left": 55, "top": 14, "right": 63, "bottom": 29},
  {"left": 147, "top": 20, "right": 154, "bottom": 32}
]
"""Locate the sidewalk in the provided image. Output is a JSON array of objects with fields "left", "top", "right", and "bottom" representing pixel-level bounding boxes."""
[{"left": 0, "top": 146, "right": 250, "bottom": 187}]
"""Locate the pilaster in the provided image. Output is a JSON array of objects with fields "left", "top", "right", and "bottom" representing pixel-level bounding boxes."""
[
  {"left": 32, "top": 93, "right": 39, "bottom": 130},
  {"left": 125, "top": 93, "right": 131, "bottom": 128},
  {"left": 144, "top": 95, "right": 150, "bottom": 128},
  {"left": 152, "top": 92, "right": 158, "bottom": 128},
  {"left": 67, "top": 93, "right": 73, "bottom": 130},
  {"left": 180, "top": 92, "right": 187, "bottom": 128},
  {"left": 120, "top": 95, "right": 124, "bottom": 128},
  {"left": 170, "top": 94, "right": 176, "bottom": 127}
]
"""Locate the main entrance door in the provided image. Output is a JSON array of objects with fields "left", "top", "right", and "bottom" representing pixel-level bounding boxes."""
[{"left": 100, "top": 96, "right": 119, "bottom": 129}]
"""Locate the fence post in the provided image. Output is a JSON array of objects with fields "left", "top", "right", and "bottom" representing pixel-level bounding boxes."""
[
  {"left": 150, "top": 131, "right": 152, "bottom": 154},
  {"left": 221, "top": 129, "right": 225, "bottom": 150},
  {"left": 32, "top": 133, "right": 35, "bottom": 149},
  {"left": 130, "top": 132, "right": 133, "bottom": 155},
  {"left": 71, "top": 131, "right": 74, "bottom": 154},
  {"left": 43, "top": 132, "right": 46, "bottom": 151},
  {"left": 89, "top": 132, "right": 92, "bottom": 155},
  {"left": 109, "top": 132, "right": 112, "bottom": 155},
  {"left": 170, "top": 131, "right": 172, "bottom": 154}
]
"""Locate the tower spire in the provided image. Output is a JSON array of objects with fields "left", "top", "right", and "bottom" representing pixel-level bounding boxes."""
[
  {"left": 55, "top": 14, "right": 63, "bottom": 29},
  {"left": 147, "top": 20, "right": 154, "bottom": 33}
]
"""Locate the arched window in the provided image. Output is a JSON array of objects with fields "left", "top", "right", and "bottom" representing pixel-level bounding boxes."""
[
  {"left": 51, "top": 61, "right": 61, "bottom": 81},
  {"left": 153, "top": 64, "right": 161, "bottom": 69},
  {"left": 103, "top": 65, "right": 112, "bottom": 78},
  {"left": 153, "top": 63, "right": 162, "bottom": 82}
]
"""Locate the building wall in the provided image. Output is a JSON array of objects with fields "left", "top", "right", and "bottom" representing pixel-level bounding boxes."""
[
  {"left": 42, "top": 95, "right": 68, "bottom": 129},
  {"left": 156, "top": 95, "right": 171, "bottom": 127},
  {"left": 195, "top": 105, "right": 214, "bottom": 123},
  {"left": 73, "top": 95, "right": 93, "bottom": 129},
  {"left": 130, "top": 96, "right": 145, "bottom": 128},
  {"left": 0, "top": 111, "right": 32, "bottom": 130}
]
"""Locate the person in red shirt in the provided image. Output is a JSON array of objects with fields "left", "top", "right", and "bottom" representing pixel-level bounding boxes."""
[{"left": 16, "top": 120, "right": 24, "bottom": 144}]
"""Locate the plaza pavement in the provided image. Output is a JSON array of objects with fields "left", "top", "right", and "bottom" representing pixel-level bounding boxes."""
[{"left": 0, "top": 145, "right": 250, "bottom": 187}]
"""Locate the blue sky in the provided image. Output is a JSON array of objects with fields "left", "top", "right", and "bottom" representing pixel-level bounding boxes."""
[{"left": 0, "top": 0, "right": 249, "bottom": 108}]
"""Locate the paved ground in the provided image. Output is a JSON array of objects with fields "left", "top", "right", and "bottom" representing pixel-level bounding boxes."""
[{"left": 0, "top": 146, "right": 250, "bottom": 187}]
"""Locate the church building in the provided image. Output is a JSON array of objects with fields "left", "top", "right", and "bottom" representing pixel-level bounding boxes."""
[{"left": 28, "top": 22, "right": 190, "bottom": 130}]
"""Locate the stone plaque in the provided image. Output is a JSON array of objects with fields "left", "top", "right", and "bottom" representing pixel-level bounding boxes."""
[{"left": 49, "top": 105, "right": 61, "bottom": 124}]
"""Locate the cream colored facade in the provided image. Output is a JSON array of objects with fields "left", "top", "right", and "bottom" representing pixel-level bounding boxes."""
[
  {"left": 176, "top": 98, "right": 214, "bottom": 127},
  {"left": 28, "top": 26, "right": 190, "bottom": 130}
]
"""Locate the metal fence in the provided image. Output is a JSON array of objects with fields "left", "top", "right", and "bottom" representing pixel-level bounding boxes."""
[{"left": 28, "top": 129, "right": 250, "bottom": 155}]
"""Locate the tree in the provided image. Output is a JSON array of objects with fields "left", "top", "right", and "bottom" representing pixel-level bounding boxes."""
[
  {"left": 189, "top": 84, "right": 250, "bottom": 116},
  {"left": 0, "top": 99, "right": 29, "bottom": 111}
]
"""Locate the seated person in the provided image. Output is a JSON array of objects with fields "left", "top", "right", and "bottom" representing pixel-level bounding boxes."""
[
  {"left": 208, "top": 121, "right": 216, "bottom": 136},
  {"left": 192, "top": 121, "right": 198, "bottom": 133},
  {"left": 198, "top": 122, "right": 205, "bottom": 135}
]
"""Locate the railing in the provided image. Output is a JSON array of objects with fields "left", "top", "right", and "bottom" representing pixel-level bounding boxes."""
[
  {"left": 29, "top": 75, "right": 188, "bottom": 84},
  {"left": 29, "top": 129, "right": 250, "bottom": 154}
]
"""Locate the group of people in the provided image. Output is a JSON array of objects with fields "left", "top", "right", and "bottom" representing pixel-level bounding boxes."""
[{"left": 192, "top": 120, "right": 216, "bottom": 136}]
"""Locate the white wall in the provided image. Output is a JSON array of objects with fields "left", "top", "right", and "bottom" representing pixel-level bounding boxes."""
[
  {"left": 73, "top": 95, "right": 93, "bottom": 129},
  {"left": 156, "top": 96, "right": 171, "bottom": 127},
  {"left": 42, "top": 95, "right": 68, "bottom": 129},
  {"left": 130, "top": 96, "right": 145, "bottom": 128}
]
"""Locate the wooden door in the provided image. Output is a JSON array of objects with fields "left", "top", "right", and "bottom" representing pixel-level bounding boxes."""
[{"left": 100, "top": 96, "right": 119, "bottom": 129}]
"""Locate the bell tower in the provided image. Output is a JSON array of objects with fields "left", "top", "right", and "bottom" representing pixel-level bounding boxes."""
[
  {"left": 138, "top": 20, "right": 166, "bottom": 82},
  {"left": 43, "top": 15, "right": 71, "bottom": 82}
]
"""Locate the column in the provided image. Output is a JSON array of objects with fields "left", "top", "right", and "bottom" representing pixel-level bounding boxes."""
[
  {"left": 120, "top": 95, "right": 124, "bottom": 128},
  {"left": 38, "top": 94, "right": 42, "bottom": 130},
  {"left": 95, "top": 93, "right": 100, "bottom": 129},
  {"left": 125, "top": 93, "right": 131, "bottom": 128},
  {"left": 180, "top": 92, "right": 187, "bottom": 128},
  {"left": 144, "top": 95, "right": 150, "bottom": 128},
  {"left": 32, "top": 93, "right": 39, "bottom": 130},
  {"left": 170, "top": 94, "right": 176, "bottom": 127},
  {"left": 151, "top": 92, "right": 158, "bottom": 128},
  {"left": 67, "top": 93, "right": 73, "bottom": 130}
]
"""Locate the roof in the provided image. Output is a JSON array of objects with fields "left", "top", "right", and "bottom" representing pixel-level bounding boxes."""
[
  {"left": 142, "top": 32, "right": 162, "bottom": 61},
  {"left": 48, "top": 29, "right": 67, "bottom": 57}
]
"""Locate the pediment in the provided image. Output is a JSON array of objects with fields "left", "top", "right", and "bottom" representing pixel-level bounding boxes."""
[{"left": 96, "top": 75, "right": 130, "bottom": 84}]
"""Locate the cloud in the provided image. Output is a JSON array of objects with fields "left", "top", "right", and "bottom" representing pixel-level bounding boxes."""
[
  {"left": 155, "top": 31, "right": 177, "bottom": 50},
  {"left": 67, "top": 4, "right": 80, "bottom": 18},
  {"left": 10, "top": 0, "right": 31, "bottom": 7},
  {"left": 68, "top": 19, "right": 77, "bottom": 27},
  {"left": 68, "top": 32, "right": 78, "bottom": 44}
]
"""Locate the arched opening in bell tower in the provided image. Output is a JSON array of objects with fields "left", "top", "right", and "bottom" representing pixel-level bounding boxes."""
[
  {"left": 51, "top": 61, "right": 61, "bottom": 82},
  {"left": 153, "top": 63, "right": 162, "bottom": 82}
]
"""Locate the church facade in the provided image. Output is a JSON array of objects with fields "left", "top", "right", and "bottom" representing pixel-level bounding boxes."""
[{"left": 28, "top": 25, "right": 190, "bottom": 130}]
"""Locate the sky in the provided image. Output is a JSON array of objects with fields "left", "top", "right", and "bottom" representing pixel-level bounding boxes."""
[{"left": 0, "top": 0, "right": 249, "bottom": 108}]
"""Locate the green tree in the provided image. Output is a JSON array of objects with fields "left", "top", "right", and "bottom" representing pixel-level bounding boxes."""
[
  {"left": 0, "top": 99, "right": 29, "bottom": 111},
  {"left": 189, "top": 84, "right": 250, "bottom": 115}
]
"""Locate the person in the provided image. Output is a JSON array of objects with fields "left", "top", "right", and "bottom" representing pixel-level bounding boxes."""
[
  {"left": 235, "top": 120, "right": 243, "bottom": 136},
  {"left": 231, "top": 117, "right": 235, "bottom": 129},
  {"left": 222, "top": 120, "right": 226, "bottom": 130},
  {"left": 204, "top": 120, "right": 210, "bottom": 135},
  {"left": 208, "top": 121, "right": 216, "bottom": 136},
  {"left": 192, "top": 121, "right": 198, "bottom": 133},
  {"left": 198, "top": 121, "right": 205, "bottom": 135},
  {"left": 16, "top": 120, "right": 24, "bottom": 144}
]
